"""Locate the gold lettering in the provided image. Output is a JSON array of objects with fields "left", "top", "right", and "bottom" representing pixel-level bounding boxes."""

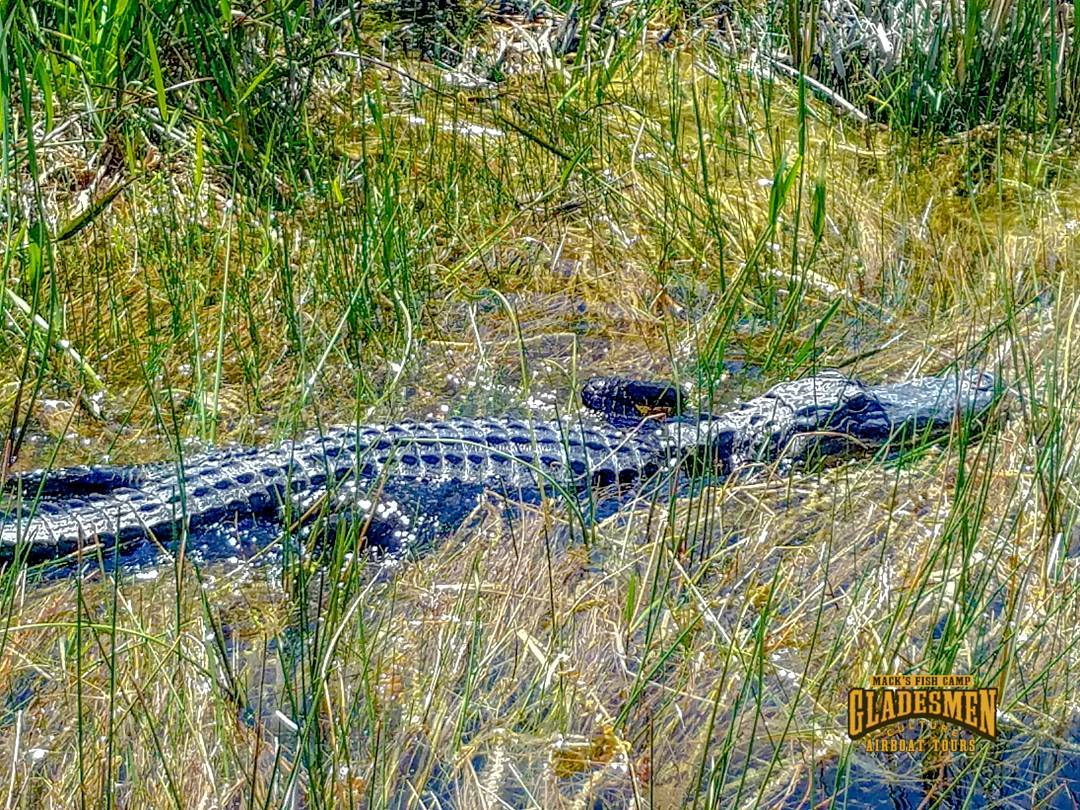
[
  {"left": 849, "top": 691, "right": 864, "bottom": 737},
  {"left": 980, "top": 689, "right": 997, "bottom": 738},
  {"left": 849, "top": 684, "right": 998, "bottom": 743},
  {"left": 879, "top": 691, "right": 896, "bottom": 724},
  {"left": 897, "top": 690, "right": 912, "bottom": 719},
  {"left": 914, "top": 691, "right": 927, "bottom": 714},
  {"left": 963, "top": 692, "right": 978, "bottom": 728},
  {"left": 943, "top": 691, "right": 963, "bottom": 721}
]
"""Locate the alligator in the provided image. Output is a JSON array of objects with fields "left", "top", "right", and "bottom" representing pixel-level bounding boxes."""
[{"left": 0, "top": 369, "right": 1001, "bottom": 563}]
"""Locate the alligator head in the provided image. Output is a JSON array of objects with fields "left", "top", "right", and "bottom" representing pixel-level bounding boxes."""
[
  {"left": 677, "top": 368, "right": 1004, "bottom": 476},
  {"left": 767, "top": 368, "right": 1003, "bottom": 464}
]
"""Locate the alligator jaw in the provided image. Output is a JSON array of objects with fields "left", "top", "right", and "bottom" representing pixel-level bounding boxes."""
[
  {"left": 720, "top": 368, "right": 1005, "bottom": 471},
  {"left": 868, "top": 368, "right": 1002, "bottom": 445}
]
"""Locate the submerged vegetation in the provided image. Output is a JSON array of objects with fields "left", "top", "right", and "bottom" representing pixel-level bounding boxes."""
[{"left": 0, "top": 0, "right": 1079, "bottom": 806}]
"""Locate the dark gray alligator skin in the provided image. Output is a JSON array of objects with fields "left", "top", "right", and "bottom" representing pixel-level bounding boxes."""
[{"left": 0, "top": 370, "right": 1001, "bottom": 561}]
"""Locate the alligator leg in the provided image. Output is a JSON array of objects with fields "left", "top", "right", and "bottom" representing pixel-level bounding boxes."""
[
  {"left": 3, "top": 464, "right": 159, "bottom": 498},
  {"left": 581, "top": 376, "right": 687, "bottom": 423},
  {"left": 295, "top": 478, "right": 494, "bottom": 554},
  {"left": 295, "top": 472, "right": 636, "bottom": 559}
]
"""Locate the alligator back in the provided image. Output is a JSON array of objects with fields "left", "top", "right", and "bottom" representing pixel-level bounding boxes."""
[{"left": 1, "top": 415, "right": 689, "bottom": 559}]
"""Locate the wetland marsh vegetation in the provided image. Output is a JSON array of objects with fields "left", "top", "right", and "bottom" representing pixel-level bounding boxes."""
[{"left": 0, "top": 0, "right": 1079, "bottom": 806}]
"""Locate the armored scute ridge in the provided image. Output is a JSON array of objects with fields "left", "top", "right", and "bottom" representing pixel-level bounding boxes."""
[{"left": 0, "top": 370, "right": 1001, "bottom": 562}]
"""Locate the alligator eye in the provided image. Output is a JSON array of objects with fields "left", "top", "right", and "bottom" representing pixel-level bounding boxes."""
[{"left": 844, "top": 395, "right": 872, "bottom": 414}]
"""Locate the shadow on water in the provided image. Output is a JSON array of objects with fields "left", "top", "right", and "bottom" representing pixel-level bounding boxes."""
[
  {"left": 17, "top": 514, "right": 290, "bottom": 584},
  {"left": 795, "top": 719, "right": 1080, "bottom": 809}
]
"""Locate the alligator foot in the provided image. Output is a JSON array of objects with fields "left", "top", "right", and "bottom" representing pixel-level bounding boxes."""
[{"left": 295, "top": 478, "right": 494, "bottom": 555}]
